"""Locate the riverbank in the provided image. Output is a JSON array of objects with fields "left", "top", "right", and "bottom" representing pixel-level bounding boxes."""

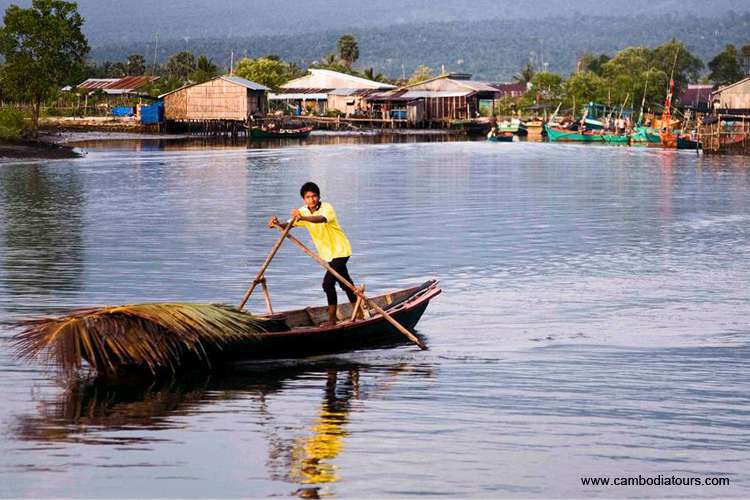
[{"left": 0, "top": 137, "right": 82, "bottom": 160}]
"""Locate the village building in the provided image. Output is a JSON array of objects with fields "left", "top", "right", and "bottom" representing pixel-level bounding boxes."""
[
  {"left": 711, "top": 77, "right": 750, "bottom": 113},
  {"left": 160, "top": 75, "right": 269, "bottom": 126},
  {"left": 269, "top": 68, "right": 395, "bottom": 115},
  {"left": 364, "top": 73, "right": 505, "bottom": 126},
  {"left": 678, "top": 84, "right": 713, "bottom": 112}
]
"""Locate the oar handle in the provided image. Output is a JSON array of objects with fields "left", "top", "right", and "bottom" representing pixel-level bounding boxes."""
[
  {"left": 272, "top": 223, "right": 427, "bottom": 350},
  {"left": 238, "top": 217, "right": 298, "bottom": 310}
]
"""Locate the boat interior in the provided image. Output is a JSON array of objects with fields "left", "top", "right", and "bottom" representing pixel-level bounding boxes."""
[{"left": 261, "top": 280, "right": 438, "bottom": 330}]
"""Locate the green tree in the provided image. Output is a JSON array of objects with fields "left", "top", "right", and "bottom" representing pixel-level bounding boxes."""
[
  {"left": 363, "top": 67, "right": 390, "bottom": 84},
  {"left": 166, "top": 51, "right": 196, "bottom": 81},
  {"left": 190, "top": 55, "right": 218, "bottom": 83},
  {"left": 578, "top": 53, "right": 610, "bottom": 75},
  {"left": 522, "top": 71, "right": 562, "bottom": 107},
  {"left": 408, "top": 65, "right": 434, "bottom": 85},
  {"left": 234, "top": 57, "right": 291, "bottom": 90},
  {"left": 127, "top": 54, "right": 145, "bottom": 75},
  {"left": 0, "top": 0, "right": 89, "bottom": 133},
  {"left": 707, "top": 44, "right": 744, "bottom": 86},
  {"left": 563, "top": 71, "right": 606, "bottom": 111},
  {"left": 742, "top": 44, "right": 750, "bottom": 76},
  {"left": 650, "top": 39, "right": 703, "bottom": 91},
  {"left": 108, "top": 61, "right": 127, "bottom": 77},
  {"left": 337, "top": 34, "right": 359, "bottom": 68},
  {"left": 513, "top": 62, "right": 535, "bottom": 84}
]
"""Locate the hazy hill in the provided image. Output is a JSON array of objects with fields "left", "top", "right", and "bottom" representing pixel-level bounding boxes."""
[
  {"left": 0, "top": 0, "right": 748, "bottom": 44},
  {"left": 90, "top": 12, "right": 750, "bottom": 80}
]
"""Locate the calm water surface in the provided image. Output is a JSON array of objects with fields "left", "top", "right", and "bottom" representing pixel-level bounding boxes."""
[{"left": 1, "top": 139, "right": 749, "bottom": 497}]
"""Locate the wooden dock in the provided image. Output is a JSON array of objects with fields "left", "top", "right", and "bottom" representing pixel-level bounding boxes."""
[{"left": 698, "top": 115, "right": 750, "bottom": 154}]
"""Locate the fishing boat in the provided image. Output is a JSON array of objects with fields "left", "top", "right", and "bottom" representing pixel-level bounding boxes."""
[
  {"left": 631, "top": 126, "right": 661, "bottom": 144},
  {"left": 249, "top": 124, "right": 313, "bottom": 139},
  {"left": 487, "top": 131, "right": 514, "bottom": 142},
  {"left": 497, "top": 119, "right": 528, "bottom": 136},
  {"left": 676, "top": 135, "right": 700, "bottom": 150},
  {"left": 544, "top": 124, "right": 605, "bottom": 142},
  {"left": 602, "top": 134, "right": 630, "bottom": 145}
]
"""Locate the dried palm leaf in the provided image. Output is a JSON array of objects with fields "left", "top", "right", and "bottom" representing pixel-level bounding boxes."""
[{"left": 13, "top": 303, "right": 282, "bottom": 377}]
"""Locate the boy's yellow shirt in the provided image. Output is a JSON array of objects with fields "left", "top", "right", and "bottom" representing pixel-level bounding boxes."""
[{"left": 295, "top": 202, "right": 352, "bottom": 262}]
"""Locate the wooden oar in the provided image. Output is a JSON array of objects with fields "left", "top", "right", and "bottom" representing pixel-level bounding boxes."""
[
  {"left": 271, "top": 223, "right": 428, "bottom": 350},
  {"left": 238, "top": 217, "right": 297, "bottom": 311}
]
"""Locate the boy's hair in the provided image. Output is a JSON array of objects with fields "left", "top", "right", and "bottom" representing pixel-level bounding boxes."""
[{"left": 300, "top": 182, "right": 320, "bottom": 198}]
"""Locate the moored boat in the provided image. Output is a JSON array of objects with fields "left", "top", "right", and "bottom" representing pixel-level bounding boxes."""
[
  {"left": 631, "top": 126, "right": 661, "bottom": 143},
  {"left": 497, "top": 119, "right": 528, "bottom": 136},
  {"left": 488, "top": 131, "right": 514, "bottom": 142},
  {"left": 545, "top": 124, "right": 605, "bottom": 142},
  {"left": 249, "top": 125, "right": 313, "bottom": 139}
]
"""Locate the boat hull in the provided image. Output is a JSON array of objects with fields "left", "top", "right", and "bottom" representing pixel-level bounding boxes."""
[
  {"left": 250, "top": 126, "right": 313, "bottom": 139},
  {"left": 545, "top": 124, "right": 604, "bottom": 142}
]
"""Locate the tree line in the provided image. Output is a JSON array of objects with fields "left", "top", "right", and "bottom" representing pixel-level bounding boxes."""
[{"left": 1, "top": 0, "right": 748, "bottom": 137}]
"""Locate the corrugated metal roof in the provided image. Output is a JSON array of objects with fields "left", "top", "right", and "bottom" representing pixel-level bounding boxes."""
[
  {"left": 77, "top": 76, "right": 157, "bottom": 94},
  {"left": 77, "top": 78, "right": 119, "bottom": 90},
  {"left": 220, "top": 75, "right": 269, "bottom": 91},
  {"left": 366, "top": 89, "right": 473, "bottom": 102},
  {"left": 269, "top": 92, "right": 328, "bottom": 100}
]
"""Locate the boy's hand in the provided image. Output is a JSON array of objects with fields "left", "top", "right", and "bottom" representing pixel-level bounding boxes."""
[
  {"left": 291, "top": 208, "right": 301, "bottom": 219},
  {"left": 267, "top": 216, "right": 279, "bottom": 228}
]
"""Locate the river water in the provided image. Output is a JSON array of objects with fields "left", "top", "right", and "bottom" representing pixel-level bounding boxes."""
[{"left": 1, "top": 137, "right": 749, "bottom": 497}]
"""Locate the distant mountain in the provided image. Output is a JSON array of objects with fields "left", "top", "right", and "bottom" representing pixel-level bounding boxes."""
[
  {"left": 90, "top": 12, "right": 750, "bottom": 80},
  {"left": 0, "top": 0, "right": 748, "bottom": 44}
]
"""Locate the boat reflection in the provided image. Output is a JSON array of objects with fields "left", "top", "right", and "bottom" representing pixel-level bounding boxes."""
[{"left": 10, "top": 361, "right": 434, "bottom": 495}]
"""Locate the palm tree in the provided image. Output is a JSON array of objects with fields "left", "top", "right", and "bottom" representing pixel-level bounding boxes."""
[
  {"left": 337, "top": 34, "right": 359, "bottom": 68},
  {"left": 514, "top": 63, "right": 535, "bottom": 84}
]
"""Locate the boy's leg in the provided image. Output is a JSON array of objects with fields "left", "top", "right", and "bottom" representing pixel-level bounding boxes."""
[
  {"left": 330, "top": 257, "right": 358, "bottom": 303},
  {"left": 322, "top": 270, "right": 338, "bottom": 325}
]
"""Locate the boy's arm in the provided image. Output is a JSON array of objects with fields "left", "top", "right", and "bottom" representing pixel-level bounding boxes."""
[{"left": 291, "top": 208, "right": 327, "bottom": 224}]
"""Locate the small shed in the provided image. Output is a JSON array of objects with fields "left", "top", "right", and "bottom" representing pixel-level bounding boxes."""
[
  {"left": 161, "top": 75, "right": 269, "bottom": 122},
  {"left": 712, "top": 77, "right": 750, "bottom": 111}
]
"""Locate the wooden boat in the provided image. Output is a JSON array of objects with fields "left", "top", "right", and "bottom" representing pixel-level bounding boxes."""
[
  {"left": 13, "top": 279, "right": 440, "bottom": 379},
  {"left": 487, "top": 131, "right": 514, "bottom": 142},
  {"left": 233, "top": 280, "right": 441, "bottom": 361},
  {"left": 676, "top": 135, "right": 700, "bottom": 150},
  {"left": 497, "top": 119, "right": 528, "bottom": 136},
  {"left": 249, "top": 125, "right": 313, "bottom": 139}
]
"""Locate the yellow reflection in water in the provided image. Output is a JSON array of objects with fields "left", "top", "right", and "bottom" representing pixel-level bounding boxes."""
[{"left": 289, "top": 371, "right": 357, "bottom": 485}]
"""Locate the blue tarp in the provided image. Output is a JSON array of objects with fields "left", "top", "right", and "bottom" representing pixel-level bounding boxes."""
[
  {"left": 140, "top": 101, "right": 164, "bottom": 125},
  {"left": 112, "top": 106, "right": 134, "bottom": 117}
]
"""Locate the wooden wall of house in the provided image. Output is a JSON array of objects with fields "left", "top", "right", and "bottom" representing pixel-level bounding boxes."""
[
  {"left": 165, "top": 78, "right": 252, "bottom": 121},
  {"left": 164, "top": 90, "right": 188, "bottom": 120},
  {"left": 716, "top": 79, "right": 750, "bottom": 109},
  {"left": 425, "top": 96, "right": 468, "bottom": 121}
]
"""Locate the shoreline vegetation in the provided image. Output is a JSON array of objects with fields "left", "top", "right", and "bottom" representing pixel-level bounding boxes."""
[{"left": 0, "top": 1, "right": 748, "bottom": 158}]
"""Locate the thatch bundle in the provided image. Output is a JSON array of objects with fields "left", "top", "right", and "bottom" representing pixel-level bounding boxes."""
[{"left": 13, "top": 303, "right": 282, "bottom": 376}]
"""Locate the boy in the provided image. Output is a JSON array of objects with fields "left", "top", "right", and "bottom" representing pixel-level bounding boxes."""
[{"left": 268, "top": 182, "right": 358, "bottom": 326}]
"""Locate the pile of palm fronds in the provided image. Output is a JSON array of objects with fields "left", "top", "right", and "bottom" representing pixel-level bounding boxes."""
[{"left": 13, "top": 303, "right": 284, "bottom": 377}]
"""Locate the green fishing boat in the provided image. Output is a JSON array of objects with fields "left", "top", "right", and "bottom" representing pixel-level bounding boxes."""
[
  {"left": 602, "top": 134, "right": 630, "bottom": 145},
  {"left": 544, "top": 124, "right": 605, "bottom": 142},
  {"left": 631, "top": 126, "right": 660, "bottom": 144}
]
